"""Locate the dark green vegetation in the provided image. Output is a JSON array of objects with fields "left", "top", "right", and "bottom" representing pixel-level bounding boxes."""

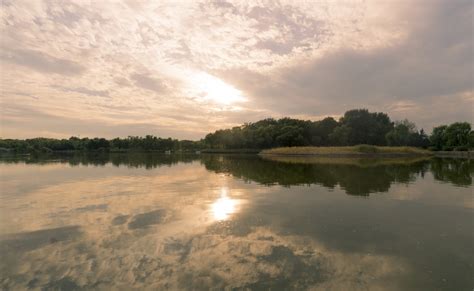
[
  {"left": 0, "top": 136, "right": 205, "bottom": 154},
  {"left": 204, "top": 109, "right": 473, "bottom": 150},
  {"left": 1, "top": 109, "right": 472, "bottom": 153},
  {"left": 0, "top": 152, "right": 199, "bottom": 169},
  {"left": 203, "top": 154, "right": 473, "bottom": 192}
]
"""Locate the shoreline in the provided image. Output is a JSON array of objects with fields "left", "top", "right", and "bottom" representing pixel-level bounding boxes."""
[{"left": 1, "top": 148, "right": 473, "bottom": 159}]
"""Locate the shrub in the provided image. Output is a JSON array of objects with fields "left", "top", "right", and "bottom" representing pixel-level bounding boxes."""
[{"left": 455, "top": 146, "right": 469, "bottom": 152}]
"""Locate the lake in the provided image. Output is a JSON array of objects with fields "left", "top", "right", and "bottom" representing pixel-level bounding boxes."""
[{"left": 0, "top": 153, "right": 472, "bottom": 290}]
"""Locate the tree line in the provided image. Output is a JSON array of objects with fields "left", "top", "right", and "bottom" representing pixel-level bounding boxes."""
[
  {"left": 0, "top": 136, "right": 205, "bottom": 154},
  {"left": 204, "top": 109, "right": 473, "bottom": 150},
  {"left": 1, "top": 109, "right": 472, "bottom": 153}
]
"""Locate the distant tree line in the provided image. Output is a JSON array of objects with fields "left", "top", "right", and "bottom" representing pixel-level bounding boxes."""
[
  {"left": 204, "top": 109, "right": 473, "bottom": 150},
  {"left": 0, "top": 109, "right": 472, "bottom": 153},
  {"left": 0, "top": 135, "right": 205, "bottom": 154}
]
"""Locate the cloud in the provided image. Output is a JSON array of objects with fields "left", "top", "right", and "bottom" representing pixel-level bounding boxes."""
[
  {"left": 387, "top": 100, "right": 418, "bottom": 113},
  {"left": 216, "top": 0, "right": 473, "bottom": 130},
  {"left": 0, "top": 103, "right": 204, "bottom": 139},
  {"left": 130, "top": 73, "right": 167, "bottom": 94},
  {"left": 1, "top": 156, "right": 472, "bottom": 289},
  {"left": 53, "top": 86, "right": 110, "bottom": 98},
  {"left": 0, "top": 48, "right": 86, "bottom": 76},
  {"left": 0, "top": 168, "right": 411, "bottom": 290},
  {"left": 0, "top": 0, "right": 472, "bottom": 138}
]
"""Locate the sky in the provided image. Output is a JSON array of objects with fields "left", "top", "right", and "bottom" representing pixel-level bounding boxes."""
[{"left": 0, "top": 0, "right": 473, "bottom": 140}]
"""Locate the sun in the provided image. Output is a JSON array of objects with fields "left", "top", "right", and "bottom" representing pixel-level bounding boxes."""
[{"left": 190, "top": 72, "right": 246, "bottom": 105}]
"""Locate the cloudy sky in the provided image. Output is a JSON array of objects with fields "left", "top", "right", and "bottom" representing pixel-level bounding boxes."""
[{"left": 1, "top": 0, "right": 472, "bottom": 139}]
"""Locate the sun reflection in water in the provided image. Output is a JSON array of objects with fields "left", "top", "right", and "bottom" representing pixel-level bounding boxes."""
[{"left": 211, "top": 188, "right": 238, "bottom": 221}]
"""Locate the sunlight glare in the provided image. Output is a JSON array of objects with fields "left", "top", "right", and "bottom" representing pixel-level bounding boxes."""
[
  {"left": 211, "top": 188, "right": 238, "bottom": 221},
  {"left": 191, "top": 72, "right": 246, "bottom": 105}
]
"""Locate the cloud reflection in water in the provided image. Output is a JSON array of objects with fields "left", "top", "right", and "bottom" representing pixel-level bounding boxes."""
[{"left": 0, "top": 155, "right": 473, "bottom": 290}]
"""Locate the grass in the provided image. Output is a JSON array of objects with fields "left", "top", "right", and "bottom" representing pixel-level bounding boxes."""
[
  {"left": 260, "top": 145, "right": 432, "bottom": 156},
  {"left": 201, "top": 149, "right": 260, "bottom": 154}
]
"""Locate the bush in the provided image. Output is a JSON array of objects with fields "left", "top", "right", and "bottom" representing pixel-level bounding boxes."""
[
  {"left": 455, "top": 146, "right": 469, "bottom": 152},
  {"left": 442, "top": 146, "right": 454, "bottom": 151}
]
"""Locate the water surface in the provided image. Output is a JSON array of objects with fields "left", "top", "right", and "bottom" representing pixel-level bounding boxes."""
[{"left": 0, "top": 154, "right": 472, "bottom": 290}]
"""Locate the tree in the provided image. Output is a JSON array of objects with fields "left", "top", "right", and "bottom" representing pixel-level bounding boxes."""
[
  {"left": 429, "top": 123, "right": 472, "bottom": 150},
  {"left": 444, "top": 122, "right": 471, "bottom": 147},
  {"left": 337, "top": 109, "right": 393, "bottom": 145},
  {"left": 2, "top": 109, "right": 471, "bottom": 153},
  {"left": 309, "top": 117, "right": 339, "bottom": 146},
  {"left": 430, "top": 125, "right": 448, "bottom": 150},
  {"left": 329, "top": 125, "right": 350, "bottom": 146},
  {"left": 275, "top": 126, "right": 306, "bottom": 147},
  {"left": 386, "top": 119, "right": 417, "bottom": 146},
  {"left": 409, "top": 129, "right": 430, "bottom": 148}
]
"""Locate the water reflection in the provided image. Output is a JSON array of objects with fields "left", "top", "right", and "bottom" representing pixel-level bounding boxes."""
[
  {"left": 0, "top": 154, "right": 472, "bottom": 290},
  {"left": 211, "top": 188, "right": 239, "bottom": 221},
  {"left": 2, "top": 153, "right": 472, "bottom": 194},
  {"left": 0, "top": 152, "right": 199, "bottom": 169},
  {"left": 430, "top": 157, "right": 473, "bottom": 186},
  {"left": 204, "top": 155, "right": 428, "bottom": 195},
  {"left": 203, "top": 155, "right": 473, "bottom": 195}
]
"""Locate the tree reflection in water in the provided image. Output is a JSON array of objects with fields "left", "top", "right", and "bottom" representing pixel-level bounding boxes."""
[
  {"left": 202, "top": 155, "right": 472, "bottom": 195},
  {"left": 0, "top": 153, "right": 472, "bottom": 290},
  {"left": 1, "top": 153, "right": 472, "bottom": 194}
]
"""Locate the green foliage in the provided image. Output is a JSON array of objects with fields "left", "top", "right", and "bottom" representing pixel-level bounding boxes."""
[
  {"left": 205, "top": 109, "right": 394, "bottom": 148},
  {"left": 430, "top": 125, "right": 447, "bottom": 150},
  {"left": 386, "top": 119, "right": 430, "bottom": 147},
  {"left": 455, "top": 146, "right": 469, "bottom": 152},
  {"left": 328, "top": 125, "right": 350, "bottom": 146},
  {"left": 336, "top": 109, "right": 393, "bottom": 145},
  {"left": 203, "top": 109, "right": 471, "bottom": 150},
  {"left": 0, "top": 136, "right": 205, "bottom": 154},
  {"left": 429, "top": 122, "right": 472, "bottom": 150},
  {"left": 204, "top": 117, "right": 313, "bottom": 149},
  {"left": 0, "top": 109, "right": 471, "bottom": 153},
  {"left": 309, "top": 117, "right": 338, "bottom": 146},
  {"left": 444, "top": 122, "right": 471, "bottom": 147}
]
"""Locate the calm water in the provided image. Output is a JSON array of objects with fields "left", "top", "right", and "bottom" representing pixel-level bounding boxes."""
[{"left": 0, "top": 154, "right": 472, "bottom": 290}]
